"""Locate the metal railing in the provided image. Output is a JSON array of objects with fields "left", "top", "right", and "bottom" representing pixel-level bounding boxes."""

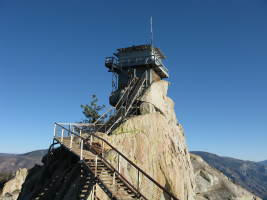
[
  {"left": 105, "top": 55, "right": 169, "bottom": 74},
  {"left": 53, "top": 122, "right": 180, "bottom": 200}
]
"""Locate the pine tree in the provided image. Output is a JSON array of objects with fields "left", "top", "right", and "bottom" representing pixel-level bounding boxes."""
[{"left": 81, "top": 94, "right": 106, "bottom": 124}]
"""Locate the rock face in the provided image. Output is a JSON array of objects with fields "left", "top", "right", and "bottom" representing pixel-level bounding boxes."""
[
  {"left": 192, "top": 151, "right": 267, "bottom": 200},
  {"left": 101, "top": 80, "right": 196, "bottom": 200},
  {"left": 0, "top": 168, "right": 28, "bottom": 200},
  {"left": 190, "top": 153, "right": 261, "bottom": 200},
  {"left": 139, "top": 80, "right": 176, "bottom": 124}
]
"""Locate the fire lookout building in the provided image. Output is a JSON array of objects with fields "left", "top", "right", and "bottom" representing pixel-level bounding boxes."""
[{"left": 105, "top": 44, "right": 169, "bottom": 107}]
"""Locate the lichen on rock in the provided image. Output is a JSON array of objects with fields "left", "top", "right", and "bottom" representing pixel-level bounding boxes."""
[{"left": 101, "top": 80, "right": 196, "bottom": 200}]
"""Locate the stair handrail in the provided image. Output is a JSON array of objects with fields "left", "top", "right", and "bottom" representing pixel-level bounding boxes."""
[
  {"left": 92, "top": 76, "right": 138, "bottom": 129},
  {"left": 97, "top": 73, "right": 145, "bottom": 135},
  {"left": 54, "top": 122, "right": 147, "bottom": 200},
  {"left": 55, "top": 122, "right": 180, "bottom": 200},
  {"left": 87, "top": 133, "right": 179, "bottom": 200},
  {"left": 124, "top": 72, "right": 146, "bottom": 115}
]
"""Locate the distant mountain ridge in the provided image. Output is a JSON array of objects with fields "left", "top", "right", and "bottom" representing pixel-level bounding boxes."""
[
  {"left": 192, "top": 151, "right": 267, "bottom": 200},
  {"left": 1, "top": 149, "right": 266, "bottom": 199},
  {"left": 0, "top": 150, "right": 47, "bottom": 173},
  {"left": 259, "top": 160, "right": 267, "bottom": 166}
]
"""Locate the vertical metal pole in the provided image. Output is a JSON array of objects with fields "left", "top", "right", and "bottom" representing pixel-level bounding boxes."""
[
  {"left": 70, "top": 134, "right": 73, "bottom": 149},
  {"left": 102, "top": 141, "right": 104, "bottom": 156},
  {"left": 95, "top": 155, "right": 98, "bottom": 176},
  {"left": 92, "top": 185, "right": 95, "bottom": 200},
  {"left": 118, "top": 154, "right": 120, "bottom": 173},
  {"left": 61, "top": 129, "right": 64, "bottom": 142},
  {"left": 53, "top": 124, "right": 56, "bottom": 138},
  {"left": 137, "top": 170, "right": 140, "bottom": 191},
  {"left": 80, "top": 139, "right": 83, "bottom": 160},
  {"left": 72, "top": 125, "right": 75, "bottom": 134},
  {"left": 113, "top": 172, "right": 115, "bottom": 185},
  {"left": 90, "top": 135, "right": 93, "bottom": 146},
  {"left": 79, "top": 129, "right": 82, "bottom": 137},
  {"left": 68, "top": 124, "right": 71, "bottom": 136}
]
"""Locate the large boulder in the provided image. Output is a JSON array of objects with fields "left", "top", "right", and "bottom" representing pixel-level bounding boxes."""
[
  {"left": 100, "top": 80, "right": 196, "bottom": 200},
  {"left": 0, "top": 168, "right": 28, "bottom": 200},
  {"left": 139, "top": 80, "right": 177, "bottom": 124}
]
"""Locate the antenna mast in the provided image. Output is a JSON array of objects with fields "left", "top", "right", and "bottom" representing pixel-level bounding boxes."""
[{"left": 150, "top": 16, "right": 153, "bottom": 46}]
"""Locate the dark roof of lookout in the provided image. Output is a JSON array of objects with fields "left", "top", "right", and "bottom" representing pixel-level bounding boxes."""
[{"left": 116, "top": 44, "right": 166, "bottom": 59}]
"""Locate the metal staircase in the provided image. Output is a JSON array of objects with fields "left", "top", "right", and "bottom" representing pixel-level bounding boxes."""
[
  {"left": 85, "top": 72, "right": 147, "bottom": 136},
  {"left": 53, "top": 123, "right": 180, "bottom": 200},
  {"left": 104, "top": 73, "right": 146, "bottom": 135}
]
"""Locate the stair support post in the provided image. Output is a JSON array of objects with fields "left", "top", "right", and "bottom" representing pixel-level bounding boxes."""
[{"left": 80, "top": 139, "right": 83, "bottom": 161}]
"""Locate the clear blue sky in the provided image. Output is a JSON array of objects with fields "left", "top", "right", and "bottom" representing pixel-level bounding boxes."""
[{"left": 0, "top": 0, "right": 266, "bottom": 161}]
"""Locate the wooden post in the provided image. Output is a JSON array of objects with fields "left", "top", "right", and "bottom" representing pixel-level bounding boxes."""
[
  {"left": 80, "top": 139, "right": 83, "bottom": 160},
  {"left": 61, "top": 129, "right": 64, "bottom": 142}
]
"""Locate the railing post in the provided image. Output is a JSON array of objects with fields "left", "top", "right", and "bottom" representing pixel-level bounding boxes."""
[
  {"left": 72, "top": 125, "right": 75, "bottom": 134},
  {"left": 118, "top": 154, "right": 120, "bottom": 173},
  {"left": 90, "top": 135, "right": 93, "bottom": 146},
  {"left": 137, "top": 170, "right": 140, "bottom": 191},
  {"left": 113, "top": 172, "right": 116, "bottom": 185},
  {"left": 61, "top": 129, "right": 64, "bottom": 142},
  {"left": 80, "top": 139, "right": 83, "bottom": 160},
  {"left": 102, "top": 141, "right": 104, "bottom": 156},
  {"left": 79, "top": 129, "right": 82, "bottom": 137},
  {"left": 95, "top": 155, "right": 98, "bottom": 176},
  {"left": 70, "top": 133, "right": 73, "bottom": 149},
  {"left": 91, "top": 185, "right": 95, "bottom": 200},
  {"left": 53, "top": 124, "right": 57, "bottom": 138}
]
